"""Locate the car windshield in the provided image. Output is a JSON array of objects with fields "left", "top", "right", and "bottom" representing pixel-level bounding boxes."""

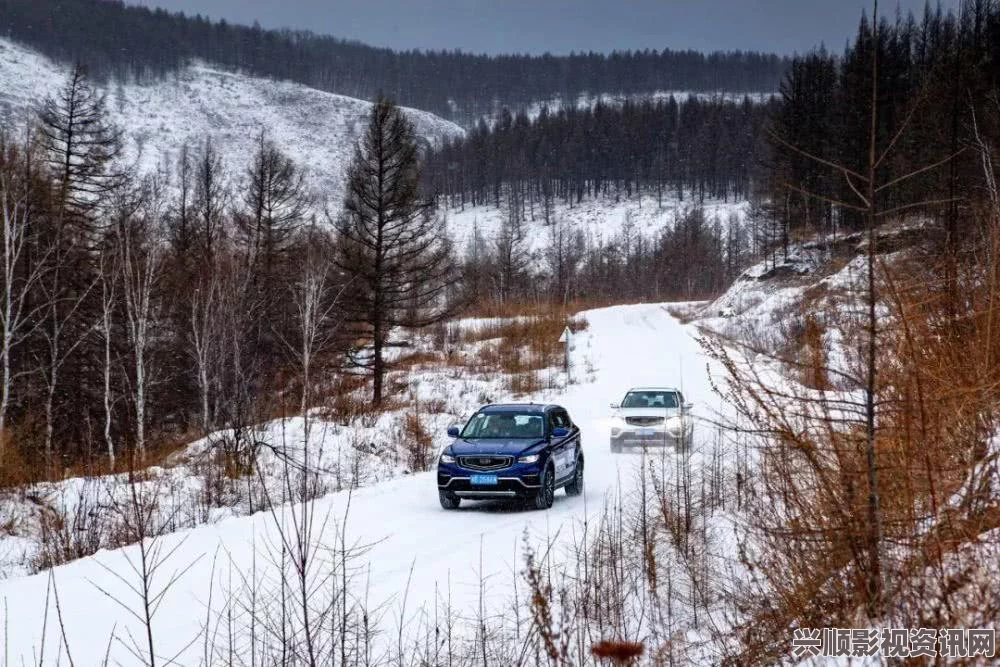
[
  {"left": 460, "top": 412, "right": 545, "bottom": 439},
  {"left": 621, "top": 391, "right": 679, "bottom": 409}
]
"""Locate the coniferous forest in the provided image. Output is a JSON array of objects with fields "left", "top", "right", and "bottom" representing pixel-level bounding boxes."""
[
  {"left": 425, "top": 96, "right": 774, "bottom": 209},
  {"left": 0, "top": 0, "right": 789, "bottom": 123}
]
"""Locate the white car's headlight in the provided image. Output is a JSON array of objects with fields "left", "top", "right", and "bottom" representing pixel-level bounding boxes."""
[
  {"left": 440, "top": 453, "right": 456, "bottom": 464},
  {"left": 666, "top": 418, "right": 685, "bottom": 436},
  {"left": 517, "top": 454, "right": 540, "bottom": 464}
]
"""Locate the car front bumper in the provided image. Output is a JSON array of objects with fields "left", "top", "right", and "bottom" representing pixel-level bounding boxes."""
[
  {"left": 437, "top": 464, "right": 541, "bottom": 499},
  {"left": 610, "top": 429, "right": 689, "bottom": 448}
]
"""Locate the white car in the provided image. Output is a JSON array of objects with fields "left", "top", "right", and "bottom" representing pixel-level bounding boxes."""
[{"left": 609, "top": 387, "right": 693, "bottom": 452}]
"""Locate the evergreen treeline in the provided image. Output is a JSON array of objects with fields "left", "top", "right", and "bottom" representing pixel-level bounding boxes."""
[
  {"left": 0, "top": 0, "right": 789, "bottom": 123},
  {"left": 765, "top": 0, "right": 998, "bottom": 237},
  {"left": 425, "top": 96, "right": 776, "bottom": 210}
]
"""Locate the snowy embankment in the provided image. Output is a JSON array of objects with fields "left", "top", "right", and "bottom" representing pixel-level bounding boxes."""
[
  {"left": 0, "top": 303, "right": 731, "bottom": 665},
  {"left": 0, "top": 38, "right": 464, "bottom": 209}
]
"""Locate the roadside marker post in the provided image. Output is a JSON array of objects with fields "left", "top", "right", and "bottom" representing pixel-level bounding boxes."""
[{"left": 558, "top": 326, "right": 571, "bottom": 380}]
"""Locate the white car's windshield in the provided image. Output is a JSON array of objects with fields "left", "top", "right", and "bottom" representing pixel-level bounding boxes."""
[
  {"left": 621, "top": 391, "right": 679, "bottom": 409},
  {"left": 461, "top": 412, "right": 545, "bottom": 439}
]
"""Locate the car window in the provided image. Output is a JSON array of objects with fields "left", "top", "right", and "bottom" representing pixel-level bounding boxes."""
[
  {"left": 552, "top": 410, "right": 572, "bottom": 428},
  {"left": 548, "top": 410, "right": 571, "bottom": 433},
  {"left": 621, "top": 391, "right": 679, "bottom": 408},
  {"left": 461, "top": 412, "right": 545, "bottom": 439}
]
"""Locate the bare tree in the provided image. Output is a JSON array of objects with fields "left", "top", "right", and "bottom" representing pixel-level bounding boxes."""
[
  {"left": 754, "top": 0, "right": 963, "bottom": 620},
  {"left": 116, "top": 178, "right": 165, "bottom": 458},
  {"left": 0, "top": 132, "right": 51, "bottom": 464},
  {"left": 34, "top": 260, "right": 97, "bottom": 462},
  {"left": 97, "top": 248, "right": 118, "bottom": 466},
  {"left": 235, "top": 132, "right": 307, "bottom": 275},
  {"left": 193, "top": 139, "right": 227, "bottom": 267},
  {"left": 492, "top": 213, "right": 528, "bottom": 304}
]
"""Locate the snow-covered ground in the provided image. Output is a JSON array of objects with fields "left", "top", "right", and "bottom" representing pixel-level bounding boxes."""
[
  {"left": 0, "top": 302, "right": 726, "bottom": 665},
  {"left": 444, "top": 195, "right": 749, "bottom": 254},
  {"left": 0, "top": 39, "right": 464, "bottom": 209}
]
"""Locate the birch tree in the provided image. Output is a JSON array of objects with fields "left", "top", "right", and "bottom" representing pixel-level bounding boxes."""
[
  {"left": 117, "top": 179, "right": 164, "bottom": 458},
  {"left": 0, "top": 134, "right": 51, "bottom": 463}
]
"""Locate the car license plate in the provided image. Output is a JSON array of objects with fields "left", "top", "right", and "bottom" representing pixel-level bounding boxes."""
[
  {"left": 470, "top": 474, "right": 498, "bottom": 486},
  {"left": 636, "top": 428, "right": 657, "bottom": 437}
]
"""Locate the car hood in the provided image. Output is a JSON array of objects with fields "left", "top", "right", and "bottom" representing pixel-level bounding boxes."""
[
  {"left": 617, "top": 407, "right": 682, "bottom": 419},
  {"left": 448, "top": 438, "right": 544, "bottom": 456}
]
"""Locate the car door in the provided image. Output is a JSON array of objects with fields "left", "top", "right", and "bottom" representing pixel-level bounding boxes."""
[
  {"left": 547, "top": 410, "right": 567, "bottom": 478},
  {"left": 549, "top": 409, "right": 576, "bottom": 479}
]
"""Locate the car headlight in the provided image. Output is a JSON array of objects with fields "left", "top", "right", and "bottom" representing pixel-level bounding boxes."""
[
  {"left": 610, "top": 427, "right": 622, "bottom": 437},
  {"left": 440, "top": 453, "right": 456, "bottom": 464},
  {"left": 517, "top": 454, "right": 540, "bottom": 464},
  {"left": 666, "top": 418, "right": 685, "bottom": 436}
]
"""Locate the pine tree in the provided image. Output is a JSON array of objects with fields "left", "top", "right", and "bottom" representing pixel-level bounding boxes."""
[
  {"left": 38, "top": 62, "right": 122, "bottom": 237},
  {"left": 334, "top": 98, "right": 453, "bottom": 405}
]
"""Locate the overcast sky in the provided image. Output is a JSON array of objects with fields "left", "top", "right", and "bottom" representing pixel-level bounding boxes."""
[{"left": 131, "top": 1, "right": 961, "bottom": 56}]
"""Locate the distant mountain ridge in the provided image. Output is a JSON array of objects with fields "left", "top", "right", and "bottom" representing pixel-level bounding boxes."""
[{"left": 0, "top": 0, "right": 790, "bottom": 125}]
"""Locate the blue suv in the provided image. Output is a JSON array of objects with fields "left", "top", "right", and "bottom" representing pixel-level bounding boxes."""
[{"left": 437, "top": 403, "right": 584, "bottom": 510}]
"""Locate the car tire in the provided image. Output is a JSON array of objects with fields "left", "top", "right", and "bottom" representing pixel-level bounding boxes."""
[
  {"left": 439, "top": 491, "right": 460, "bottom": 510},
  {"left": 564, "top": 457, "right": 584, "bottom": 496},
  {"left": 532, "top": 464, "right": 555, "bottom": 510}
]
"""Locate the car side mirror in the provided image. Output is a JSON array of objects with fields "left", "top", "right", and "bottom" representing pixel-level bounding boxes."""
[
  {"left": 447, "top": 426, "right": 460, "bottom": 438},
  {"left": 609, "top": 402, "right": 619, "bottom": 410},
  {"left": 551, "top": 427, "right": 570, "bottom": 438},
  {"left": 683, "top": 402, "right": 694, "bottom": 412}
]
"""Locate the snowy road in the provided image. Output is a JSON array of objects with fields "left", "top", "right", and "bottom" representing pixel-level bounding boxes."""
[{"left": 0, "top": 303, "right": 721, "bottom": 665}]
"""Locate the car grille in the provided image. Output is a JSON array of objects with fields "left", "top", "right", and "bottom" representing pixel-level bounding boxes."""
[
  {"left": 625, "top": 416, "right": 664, "bottom": 426},
  {"left": 458, "top": 455, "right": 514, "bottom": 471}
]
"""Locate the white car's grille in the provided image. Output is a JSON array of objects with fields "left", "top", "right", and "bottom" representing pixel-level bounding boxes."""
[{"left": 625, "top": 416, "right": 664, "bottom": 426}]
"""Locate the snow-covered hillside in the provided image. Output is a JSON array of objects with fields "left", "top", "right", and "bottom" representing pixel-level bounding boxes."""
[
  {"left": 444, "top": 195, "right": 749, "bottom": 254},
  {"left": 0, "top": 39, "right": 464, "bottom": 208}
]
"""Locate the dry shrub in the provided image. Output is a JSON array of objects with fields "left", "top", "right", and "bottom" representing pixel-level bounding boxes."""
[
  {"left": 421, "top": 398, "right": 448, "bottom": 414},
  {"left": 402, "top": 411, "right": 433, "bottom": 472},
  {"left": 505, "top": 370, "right": 542, "bottom": 395},
  {"left": 394, "top": 350, "right": 443, "bottom": 370},
  {"left": 591, "top": 640, "right": 646, "bottom": 664},
  {"left": 461, "top": 313, "right": 588, "bottom": 375},
  {"left": 0, "top": 440, "right": 40, "bottom": 490}
]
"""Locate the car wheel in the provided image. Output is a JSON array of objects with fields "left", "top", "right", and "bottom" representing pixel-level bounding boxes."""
[
  {"left": 564, "top": 457, "right": 584, "bottom": 496},
  {"left": 439, "top": 490, "right": 460, "bottom": 510},
  {"left": 532, "top": 464, "right": 555, "bottom": 510}
]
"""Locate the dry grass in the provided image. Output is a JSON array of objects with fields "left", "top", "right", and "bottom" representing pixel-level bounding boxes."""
[
  {"left": 402, "top": 411, "right": 434, "bottom": 471},
  {"left": 394, "top": 350, "right": 444, "bottom": 370},
  {"left": 0, "top": 424, "right": 204, "bottom": 492},
  {"left": 706, "top": 240, "right": 1000, "bottom": 663},
  {"left": 457, "top": 312, "right": 588, "bottom": 395}
]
